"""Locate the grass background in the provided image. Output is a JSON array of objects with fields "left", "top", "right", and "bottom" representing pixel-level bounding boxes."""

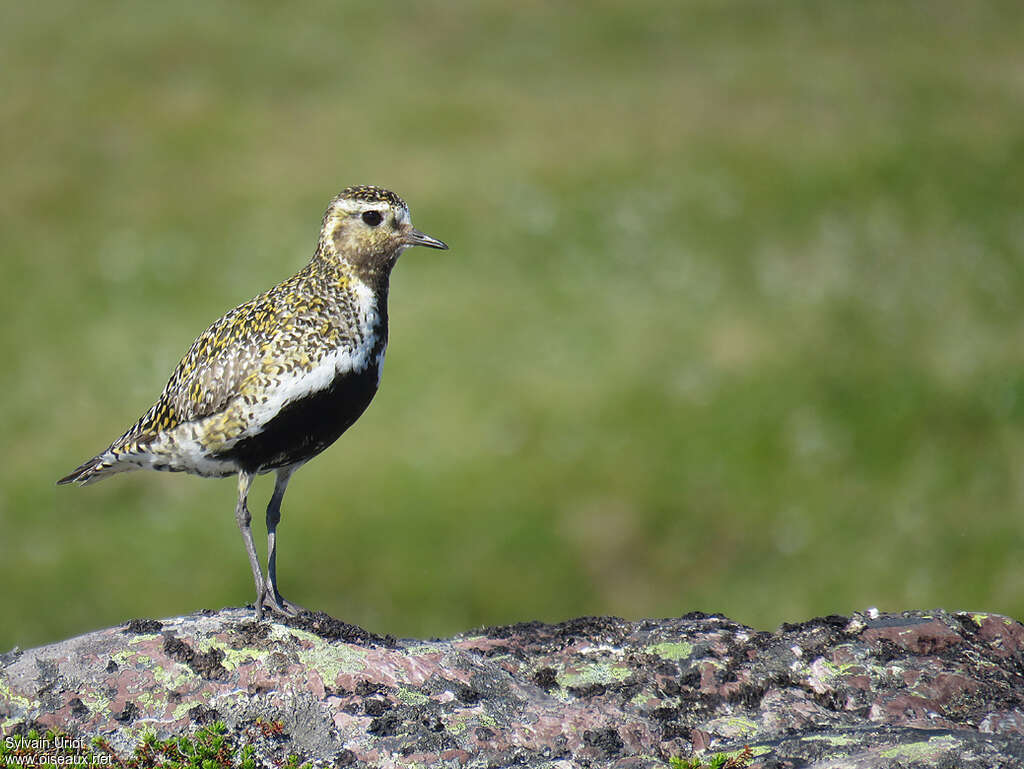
[{"left": 3, "top": 1, "right": 1024, "bottom": 651}]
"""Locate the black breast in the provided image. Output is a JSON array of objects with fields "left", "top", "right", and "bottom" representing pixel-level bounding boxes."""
[{"left": 215, "top": 364, "right": 381, "bottom": 474}]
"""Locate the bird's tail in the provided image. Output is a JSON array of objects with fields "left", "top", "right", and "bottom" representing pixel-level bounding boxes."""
[{"left": 57, "top": 451, "right": 131, "bottom": 486}]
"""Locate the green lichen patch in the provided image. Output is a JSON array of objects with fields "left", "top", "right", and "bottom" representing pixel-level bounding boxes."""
[
  {"left": 802, "top": 733, "right": 859, "bottom": 747},
  {"left": 645, "top": 641, "right": 693, "bottom": 661},
  {"left": 556, "top": 661, "right": 632, "bottom": 689},
  {"left": 0, "top": 676, "right": 37, "bottom": 725},
  {"left": 395, "top": 686, "right": 430, "bottom": 706},
  {"left": 196, "top": 634, "right": 274, "bottom": 672},
  {"left": 111, "top": 647, "right": 151, "bottom": 670},
  {"left": 707, "top": 715, "right": 759, "bottom": 739},
  {"left": 79, "top": 690, "right": 114, "bottom": 720},
  {"left": 294, "top": 640, "right": 366, "bottom": 687},
  {"left": 404, "top": 643, "right": 446, "bottom": 657},
  {"left": 879, "top": 734, "right": 961, "bottom": 761},
  {"left": 152, "top": 662, "right": 195, "bottom": 690}
]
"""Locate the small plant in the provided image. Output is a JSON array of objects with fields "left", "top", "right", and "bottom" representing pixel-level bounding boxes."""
[
  {"left": 669, "top": 745, "right": 753, "bottom": 769},
  {"left": 0, "top": 722, "right": 312, "bottom": 768},
  {"left": 253, "top": 718, "right": 286, "bottom": 739}
]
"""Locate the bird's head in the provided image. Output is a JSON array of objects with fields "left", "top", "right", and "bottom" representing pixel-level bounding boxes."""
[{"left": 318, "top": 185, "right": 447, "bottom": 277}]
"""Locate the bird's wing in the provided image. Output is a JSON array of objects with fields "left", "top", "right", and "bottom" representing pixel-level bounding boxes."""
[
  {"left": 60, "top": 293, "right": 289, "bottom": 480},
  {"left": 119, "top": 273, "right": 357, "bottom": 449},
  {"left": 172, "top": 302, "right": 273, "bottom": 420},
  {"left": 102, "top": 260, "right": 371, "bottom": 461},
  {"left": 118, "top": 298, "right": 271, "bottom": 444}
]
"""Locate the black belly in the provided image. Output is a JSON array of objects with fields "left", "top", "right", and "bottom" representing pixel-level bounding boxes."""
[{"left": 215, "top": 366, "right": 380, "bottom": 474}]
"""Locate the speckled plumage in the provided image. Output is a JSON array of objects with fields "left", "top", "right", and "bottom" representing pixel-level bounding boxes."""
[{"left": 59, "top": 185, "right": 448, "bottom": 617}]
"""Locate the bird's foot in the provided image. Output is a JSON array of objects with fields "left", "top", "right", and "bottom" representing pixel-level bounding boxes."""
[{"left": 259, "top": 590, "right": 305, "bottom": 618}]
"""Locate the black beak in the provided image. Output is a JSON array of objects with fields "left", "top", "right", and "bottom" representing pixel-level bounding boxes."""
[{"left": 405, "top": 228, "right": 448, "bottom": 250}]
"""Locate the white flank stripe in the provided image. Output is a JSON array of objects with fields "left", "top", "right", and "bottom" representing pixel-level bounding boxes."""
[{"left": 240, "top": 281, "right": 383, "bottom": 436}]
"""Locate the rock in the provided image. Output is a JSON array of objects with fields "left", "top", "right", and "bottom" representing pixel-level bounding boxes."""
[{"left": 2, "top": 608, "right": 1024, "bottom": 767}]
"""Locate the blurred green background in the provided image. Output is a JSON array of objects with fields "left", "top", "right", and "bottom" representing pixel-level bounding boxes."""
[{"left": 3, "top": 1, "right": 1024, "bottom": 651}]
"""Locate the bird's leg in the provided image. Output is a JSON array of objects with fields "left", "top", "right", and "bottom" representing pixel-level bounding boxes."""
[
  {"left": 263, "top": 466, "right": 305, "bottom": 616},
  {"left": 233, "top": 470, "right": 267, "bottom": 619}
]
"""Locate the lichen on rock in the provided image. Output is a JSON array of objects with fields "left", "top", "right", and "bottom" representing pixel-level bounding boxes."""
[{"left": 2, "top": 608, "right": 1023, "bottom": 767}]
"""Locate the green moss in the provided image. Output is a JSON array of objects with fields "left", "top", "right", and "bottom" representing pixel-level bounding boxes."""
[
  {"left": 0, "top": 722, "right": 312, "bottom": 768},
  {"left": 669, "top": 745, "right": 753, "bottom": 768}
]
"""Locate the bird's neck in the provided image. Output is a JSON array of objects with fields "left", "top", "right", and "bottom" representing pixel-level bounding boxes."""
[
  {"left": 309, "top": 247, "right": 394, "bottom": 300},
  {"left": 306, "top": 252, "right": 391, "bottom": 334}
]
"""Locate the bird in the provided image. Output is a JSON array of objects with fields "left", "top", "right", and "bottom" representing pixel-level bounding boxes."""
[{"left": 58, "top": 185, "right": 448, "bottom": 619}]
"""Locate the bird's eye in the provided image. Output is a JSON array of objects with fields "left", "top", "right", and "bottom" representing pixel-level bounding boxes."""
[{"left": 361, "top": 210, "right": 383, "bottom": 227}]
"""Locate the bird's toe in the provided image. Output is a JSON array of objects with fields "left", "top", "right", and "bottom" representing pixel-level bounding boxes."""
[{"left": 260, "top": 592, "right": 305, "bottom": 618}]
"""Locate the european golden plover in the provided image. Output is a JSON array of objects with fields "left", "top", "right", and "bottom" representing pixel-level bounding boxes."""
[{"left": 58, "top": 185, "right": 448, "bottom": 619}]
